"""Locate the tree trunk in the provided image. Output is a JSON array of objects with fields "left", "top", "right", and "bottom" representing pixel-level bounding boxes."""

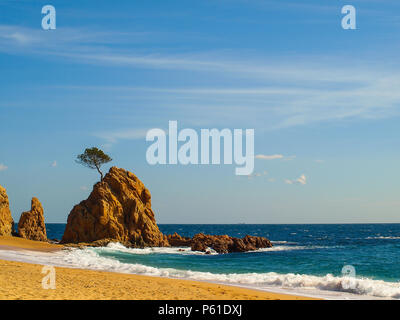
[{"left": 95, "top": 165, "right": 103, "bottom": 182}]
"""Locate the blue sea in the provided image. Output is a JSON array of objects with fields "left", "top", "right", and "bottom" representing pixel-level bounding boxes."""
[{"left": 23, "top": 223, "right": 400, "bottom": 299}]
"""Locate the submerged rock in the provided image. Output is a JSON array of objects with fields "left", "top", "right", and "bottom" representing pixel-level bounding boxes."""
[
  {"left": 18, "top": 197, "right": 47, "bottom": 241},
  {"left": 0, "top": 185, "right": 14, "bottom": 236},
  {"left": 61, "top": 167, "right": 169, "bottom": 247}
]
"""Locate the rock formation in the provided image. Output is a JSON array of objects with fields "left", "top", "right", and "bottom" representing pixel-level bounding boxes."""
[
  {"left": 167, "top": 232, "right": 272, "bottom": 254},
  {"left": 0, "top": 185, "right": 14, "bottom": 236},
  {"left": 61, "top": 166, "right": 169, "bottom": 247},
  {"left": 18, "top": 197, "right": 47, "bottom": 241},
  {"left": 167, "top": 232, "right": 192, "bottom": 246},
  {"left": 61, "top": 166, "right": 272, "bottom": 253}
]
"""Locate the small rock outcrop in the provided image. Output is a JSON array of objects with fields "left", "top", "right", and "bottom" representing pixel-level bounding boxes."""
[
  {"left": 167, "top": 232, "right": 192, "bottom": 246},
  {"left": 18, "top": 197, "right": 47, "bottom": 241},
  {"left": 167, "top": 232, "right": 272, "bottom": 254},
  {"left": 0, "top": 185, "right": 14, "bottom": 236},
  {"left": 61, "top": 167, "right": 169, "bottom": 247}
]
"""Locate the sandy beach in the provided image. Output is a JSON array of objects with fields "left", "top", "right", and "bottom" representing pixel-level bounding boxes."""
[{"left": 0, "top": 236, "right": 315, "bottom": 300}]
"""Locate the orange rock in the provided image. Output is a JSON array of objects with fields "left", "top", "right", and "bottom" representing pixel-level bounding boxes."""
[
  {"left": 167, "top": 232, "right": 192, "bottom": 246},
  {"left": 61, "top": 167, "right": 169, "bottom": 247},
  {"left": 0, "top": 185, "right": 14, "bottom": 236},
  {"left": 18, "top": 197, "right": 47, "bottom": 241},
  {"left": 169, "top": 232, "right": 273, "bottom": 254}
]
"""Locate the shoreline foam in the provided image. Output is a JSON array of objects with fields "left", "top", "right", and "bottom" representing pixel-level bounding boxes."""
[{"left": 1, "top": 236, "right": 399, "bottom": 300}]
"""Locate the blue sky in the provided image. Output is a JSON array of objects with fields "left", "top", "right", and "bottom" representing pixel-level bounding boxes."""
[{"left": 0, "top": 0, "right": 399, "bottom": 223}]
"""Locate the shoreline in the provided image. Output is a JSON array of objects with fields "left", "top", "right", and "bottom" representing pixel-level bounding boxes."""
[{"left": 0, "top": 236, "right": 317, "bottom": 300}]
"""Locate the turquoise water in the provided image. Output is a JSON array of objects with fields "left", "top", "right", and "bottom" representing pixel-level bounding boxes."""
[{"left": 46, "top": 223, "right": 400, "bottom": 283}]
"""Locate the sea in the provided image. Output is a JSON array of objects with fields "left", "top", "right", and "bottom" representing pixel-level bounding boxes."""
[{"left": 5, "top": 223, "right": 400, "bottom": 299}]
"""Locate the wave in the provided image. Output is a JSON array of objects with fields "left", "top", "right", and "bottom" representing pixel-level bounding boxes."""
[
  {"left": 58, "top": 247, "right": 400, "bottom": 299},
  {"left": 251, "top": 245, "right": 324, "bottom": 252},
  {"left": 102, "top": 242, "right": 315, "bottom": 254},
  {"left": 366, "top": 236, "right": 400, "bottom": 240},
  {"left": 270, "top": 240, "right": 298, "bottom": 245},
  {"left": 97, "top": 242, "right": 219, "bottom": 255}
]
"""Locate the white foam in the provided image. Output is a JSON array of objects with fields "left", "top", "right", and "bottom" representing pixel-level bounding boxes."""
[
  {"left": 270, "top": 240, "right": 298, "bottom": 245},
  {"left": 104, "top": 242, "right": 311, "bottom": 254},
  {"left": 366, "top": 236, "right": 400, "bottom": 240},
  {"left": 98, "top": 242, "right": 218, "bottom": 255},
  {"left": 252, "top": 245, "right": 323, "bottom": 252}
]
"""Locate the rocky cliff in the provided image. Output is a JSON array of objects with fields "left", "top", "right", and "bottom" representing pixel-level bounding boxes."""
[
  {"left": 18, "top": 197, "right": 47, "bottom": 241},
  {"left": 0, "top": 185, "right": 14, "bottom": 236},
  {"left": 61, "top": 167, "right": 169, "bottom": 247}
]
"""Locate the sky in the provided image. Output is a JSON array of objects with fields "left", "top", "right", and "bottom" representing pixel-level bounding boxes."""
[{"left": 0, "top": 0, "right": 399, "bottom": 223}]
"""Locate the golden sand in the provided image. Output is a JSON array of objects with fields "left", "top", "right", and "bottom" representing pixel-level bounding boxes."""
[
  {"left": 0, "top": 236, "right": 317, "bottom": 300},
  {"left": 0, "top": 236, "right": 62, "bottom": 252}
]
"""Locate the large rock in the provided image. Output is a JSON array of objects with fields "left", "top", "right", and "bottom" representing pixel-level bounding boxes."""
[
  {"left": 0, "top": 185, "right": 14, "bottom": 236},
  {"left": 167, "top": 232, "right": 273, "bottom": 254},
  {"left": 18, "top": 197, "right": 47, "bottom": 241},
  {"left": 61, "top": 167, "right": 169, "bottom": 247}
]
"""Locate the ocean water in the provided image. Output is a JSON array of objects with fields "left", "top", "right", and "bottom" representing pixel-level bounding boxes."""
[{"left": 11, "top": 223, "right": 400, "bottom": 299}]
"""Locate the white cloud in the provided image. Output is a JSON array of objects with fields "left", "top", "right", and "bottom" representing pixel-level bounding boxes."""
[
  {"left": 51, "top": 160, "right": 57, "bottom": 167},
  {"left": 297, "top": 174, "right": 307, "bottom": 185},
  {"left": 80, "top": 186, "right": 89, "bottom": 191},
  {"left": 0, "top": 164, "right": 8, "bottom": 171},
  {"left": 255, "top": 154, "right": 284, "bottom": 160},
  {"left": 285, "top": 174, "right": 307, "bottom": 185}
]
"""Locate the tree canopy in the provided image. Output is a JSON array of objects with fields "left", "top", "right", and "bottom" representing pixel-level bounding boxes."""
[{"left": 76, "top": 147, "right": 112, "bottom": 181}]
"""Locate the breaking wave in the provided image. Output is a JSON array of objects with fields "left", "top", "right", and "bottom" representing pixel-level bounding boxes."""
[
  {"left": 97, "top": 242, "right": 219, "bottom": 255},
  {"left": 58, "top": 247, "right": 400, "bottom": 299},
  {"left": 365, "top": 236, "right": 400, "bottom": 240}
]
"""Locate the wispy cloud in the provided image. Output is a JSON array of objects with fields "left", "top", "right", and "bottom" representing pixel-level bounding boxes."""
[
  {"left": 51, "top": 160, "right": 57, "bottom": 167},
  {"left": 255, "top": 154, "right": 283, "bottom": 160},
  {"left": 255, "top": 154, "right": 296, "bottom": 161},
  {"left": 285, "top": 174, "right": 307, "bottom": 185},
  {"left": 247, "top": 170, "right": 268, "bottom": 179},
  {"left": 0, "top": 163, "right": 8, "bottom": 171},
  {"left": 1, "top": 25, "right": 400, "bottom": 129}
]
